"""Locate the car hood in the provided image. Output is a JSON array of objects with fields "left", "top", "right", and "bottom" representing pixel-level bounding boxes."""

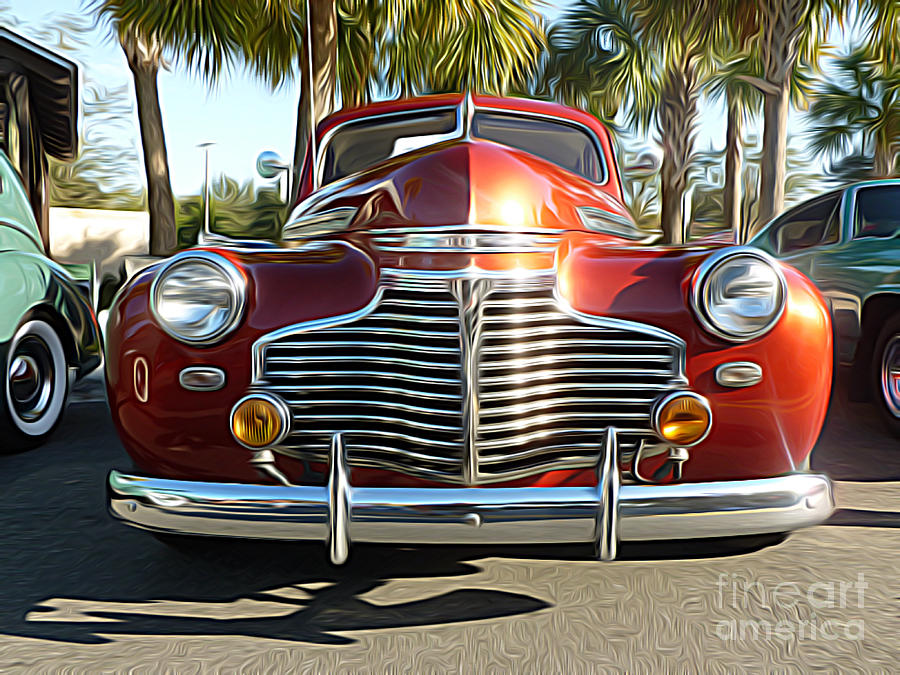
[
  {"left": 205, "top": 234, "right": 729, "bottom": 347},
  {"left": 286, "top": 138, "right": 630, "bottom": 237}
]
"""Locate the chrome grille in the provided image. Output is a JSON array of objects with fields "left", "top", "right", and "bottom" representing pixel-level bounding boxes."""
[
  {"left": 262, "top": 278, "right": 465, "bottom": 480},
  {"left": 256, "top": 273, "right": 685, "bottom": 484},
  {"left": 475, "top": 284, "right": 681, "bottom": 482}
]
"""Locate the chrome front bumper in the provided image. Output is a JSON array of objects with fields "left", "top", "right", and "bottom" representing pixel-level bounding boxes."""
[{"left": 108, "top": 431, "right": 834, "bottom": 564}]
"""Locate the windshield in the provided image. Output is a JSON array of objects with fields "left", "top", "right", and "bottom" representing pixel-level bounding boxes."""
[
  {"left": 471, "top": 112, "right": 605, "bottom": 183},
  {"left": 320, "top": 108, "right": 606, "bottom": 185},
  {"left": 321, "top": 109, "right": 458, "bottom": 184}
]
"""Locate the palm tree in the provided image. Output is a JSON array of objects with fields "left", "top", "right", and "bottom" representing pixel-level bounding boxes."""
[
  {"left": 544, "top": 0, "right": 723, "bottom": 243},
  {"left": 807, "top": 45, "right": 899, "bottom": 179},
  {"left": 720, "top": 0, "right": 849, "bottom": 228},
  {"left": 726, "top": 0, "right": 898, "bottom": 227},
  {"left": 707, "top": 48, "right": 817, "bottom": 241},
  {"left": 102, "top": 1, "right": 546, "bottom": 204},
  {"left": 382, "top": 0, "right": 545, "bottom": 97},
  {"left": 246, "top": 0, "right": 546, "bottom": 200},
  {"left": 93, "top": 1, "right": 192, "bottom": 255},
  {"left": 92, "top": 0, "right": 327, "bottom": 229}
]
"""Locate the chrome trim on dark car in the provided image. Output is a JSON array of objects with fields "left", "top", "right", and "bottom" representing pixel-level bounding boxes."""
[
  {"left": 368, "top": 225, "right": 564, "bottom": 253},
  {"left": 178, "top": 366, "right": 226, "bottom": 391},
  {"left": 650, "top": 391, "right": 713, "bottom": 447},
  {"left": 229, "top": 392, "right": 292, "bottom": 450},
  {"left": 107, "top": 428, "right": 835, "bottom": 565},
  {"left": 715, "top": 361, "right": 764, "bottom": 388},
  {"left": 149, "top": 251, "right": 247, "bottom": 346}
]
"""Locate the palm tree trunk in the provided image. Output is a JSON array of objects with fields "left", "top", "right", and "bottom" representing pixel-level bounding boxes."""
[
  {"left": 291, "top": 41, "right": 312, "bottom": 204},
  {"left": 872, "top": 134, "right": 891, "bottom": 177},
  {"left": 754, "top": 0, "right": 806, "bottom": 232},
  {"left": 289, "top": 0, "right": 337, "bottom": 206},
  {"left": 723, "top": 92, "right": 743, "bottom": 242},
  {"left": 657, "top": 61, "right": 699, "bottom": 244},
  {"left": 756, "top": 78, "right": 789, "bottom": 231},
  {"left": 121, "top": 32, "right": 177, "bottom": 256}
]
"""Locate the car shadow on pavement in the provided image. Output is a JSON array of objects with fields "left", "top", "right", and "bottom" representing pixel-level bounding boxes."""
[
  {"left": 826, "top": 508, "right": 900, "bottom": 528},
  {"left": 0, "top": 401, "right": 560, "bottom": 646},
  {"left": 1, "top": 381, "right": 891, "bottom": 647},
  {"left": 15, "top": 543, "right": 553, "bottom": 646}
]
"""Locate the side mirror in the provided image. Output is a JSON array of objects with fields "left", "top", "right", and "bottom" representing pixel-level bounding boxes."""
[{"left": 257, "top": 151, "right": 289, "bottom": 179}]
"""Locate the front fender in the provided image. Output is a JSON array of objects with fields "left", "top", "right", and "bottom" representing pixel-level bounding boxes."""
[{"left": 0, "top": 250, "right": 101, "bottom": 376}]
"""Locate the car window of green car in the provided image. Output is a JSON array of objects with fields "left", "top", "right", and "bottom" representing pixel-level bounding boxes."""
[
  {"left": 768, "top": 192, "right": 842, "bottom": 255},
  {"left": 0, "top": 149, "right": 43, "bottom": 253},
  {"left": 854, "top": 186, "right": 900, "bottom": 239}
]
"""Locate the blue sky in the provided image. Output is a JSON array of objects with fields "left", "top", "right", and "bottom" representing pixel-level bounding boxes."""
[{"left": 7, "top": 1, "right": 843, "bottom": 197}]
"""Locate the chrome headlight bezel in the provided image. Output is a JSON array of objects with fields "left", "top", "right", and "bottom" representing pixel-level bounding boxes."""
[
  {"left": 150, "top": 251, "right": 246, "bottom": 346},
  {"left": 691, "top": 247, "right": 787, "bottom": 342}
]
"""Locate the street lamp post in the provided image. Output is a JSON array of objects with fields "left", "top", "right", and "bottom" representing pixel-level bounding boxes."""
[{"left": 197, "top": 141, "right": 215, "bottom": 244}]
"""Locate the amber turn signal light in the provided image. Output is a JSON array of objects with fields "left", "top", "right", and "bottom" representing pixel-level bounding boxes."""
[
  {"left": 653, "top": 392, "right": 712, "bottom": 447},
  {"left": 231, "top": 394, "right": 288, "bottom": 449}
]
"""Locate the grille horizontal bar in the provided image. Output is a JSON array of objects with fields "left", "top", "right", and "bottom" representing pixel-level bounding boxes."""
[{"left": 257, "top": 276, "right": 684, "bottom": 485}]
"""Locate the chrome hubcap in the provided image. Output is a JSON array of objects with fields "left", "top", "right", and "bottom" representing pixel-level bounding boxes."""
[
  {"left": 8, "top": 336, "right": 54, "bottom": 421},
  {"left": 881, "top": 335, "right": 900, "bottom": 418}
]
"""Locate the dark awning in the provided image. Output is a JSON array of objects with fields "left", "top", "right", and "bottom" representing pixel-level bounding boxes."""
[{"left": 0, "top": 27, "right": 78, "bottom": 161}]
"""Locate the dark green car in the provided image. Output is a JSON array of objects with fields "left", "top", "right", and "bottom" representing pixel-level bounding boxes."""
[
  {"left": 1, "top": 29, "right": 102, "bottom": 451},
  {"left": 750, "top": 179, "right": 900, "bottom": 435}
]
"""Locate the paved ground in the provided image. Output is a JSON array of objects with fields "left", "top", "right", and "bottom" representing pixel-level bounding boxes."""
[{"left": 0, "top": 372, "right": 897, "bottom": 672}]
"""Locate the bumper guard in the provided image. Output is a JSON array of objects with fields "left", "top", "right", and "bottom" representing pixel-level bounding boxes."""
[{"left": 108, "top": 429, "right": 834, "bottom": 564}]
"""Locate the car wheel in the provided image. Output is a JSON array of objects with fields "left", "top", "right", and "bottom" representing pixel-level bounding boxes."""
[
  {"left": 1, "top": 319, "right": 69, "bottom": 452},
  {"left": 872, "top": 314, "right": 900, "bottom": 437}
]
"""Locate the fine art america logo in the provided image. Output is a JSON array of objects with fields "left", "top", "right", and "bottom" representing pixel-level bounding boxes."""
[{"left": 714, "top": 573, "right": 867, "bottom": 642}]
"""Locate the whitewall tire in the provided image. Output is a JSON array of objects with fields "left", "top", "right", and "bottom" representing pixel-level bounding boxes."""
[{"left": 2, "top": 319, "right": 68, "bottom": 451}]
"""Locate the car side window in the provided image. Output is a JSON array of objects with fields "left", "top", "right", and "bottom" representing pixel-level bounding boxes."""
[
  {"left": 769, "top": 193, "right": 841, "bottom": 255},
  {"left": 854, "top": 186, "right": 900, "bottom": 239}
]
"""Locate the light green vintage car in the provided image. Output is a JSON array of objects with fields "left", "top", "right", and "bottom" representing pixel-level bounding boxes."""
[
  {"left": 750, "top": 179, "right": 900, "bottom": 435},
  {"left": 0, "top": 28, "right": 102, "bottom": 451}
]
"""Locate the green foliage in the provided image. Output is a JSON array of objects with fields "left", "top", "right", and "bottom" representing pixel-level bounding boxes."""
[
  {"left": 687, "top": 136, "right": 827, "bottom": 237},
  {"left": 383, "top": 0, "right": 546, "bottom": 96},
  {"left": 0, "top": 10, "right": 146, "bottom": 210},
  {"left": 806, "top": 44, "right": 899, "bottom": 180},
  {"left": 175, "top": 176, "right": 284, "bottom": 248},
  {"left": 91, "top": 0, "right": 254, "bottom": 83},
  {"left": 618, "top": 146, "right": 661, "bottom": 234},
  {"left": 48, "top": 81, "right": 146, "bottom": 210}
]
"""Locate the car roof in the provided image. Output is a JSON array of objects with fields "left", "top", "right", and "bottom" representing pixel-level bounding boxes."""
[
  {"left": 315, "top": 93, "right": 612, "bottom": 142},
  {"left": 843, "top": 178, "right": 900, "bottom": 189}
]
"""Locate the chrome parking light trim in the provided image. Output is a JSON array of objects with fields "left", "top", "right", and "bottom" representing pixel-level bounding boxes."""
[
  {"left": 229, "top": 392, "right": 292, "bottom": 450},
  {"left": 179, "top": 366, "right": 226, "bottom": 391},
  {"left": 715, "top": 362, "right": 763, "bottom": 388},
  {"left": 651, "top": 391, "right": 713, "bottom": 447}
]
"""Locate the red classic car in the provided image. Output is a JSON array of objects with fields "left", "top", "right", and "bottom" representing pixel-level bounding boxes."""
[{"left": 106, "top": 94, "right": 834, "bottom": 564}]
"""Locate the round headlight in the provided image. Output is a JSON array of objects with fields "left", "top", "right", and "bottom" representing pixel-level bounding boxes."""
[
  {"left": 692, "top": 248, "right": 786, "bottom": 341},
  {"left": 151, "top": 253, "right": 246, "bottom": 344}
]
